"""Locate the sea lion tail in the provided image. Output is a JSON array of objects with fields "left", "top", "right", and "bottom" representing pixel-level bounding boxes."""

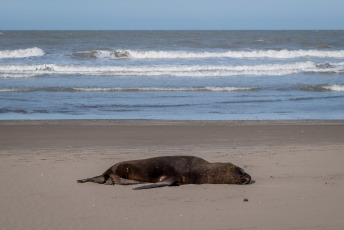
[{"left": 77, "top": 175, "right": 106, "bottom": 184}]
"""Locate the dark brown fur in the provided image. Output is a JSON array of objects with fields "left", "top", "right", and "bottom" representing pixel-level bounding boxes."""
[{"left": 77, "top": 156, "right": 251, "bottom": 189}]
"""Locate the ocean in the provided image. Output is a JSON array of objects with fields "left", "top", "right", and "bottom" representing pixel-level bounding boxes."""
[{"left": 0, "top": 30, "right": 343, "bottom": 120}]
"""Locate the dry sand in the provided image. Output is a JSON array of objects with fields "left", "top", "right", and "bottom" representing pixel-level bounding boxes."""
[{"left": 1, "top": 120, "right": 343, "bottom": 230}]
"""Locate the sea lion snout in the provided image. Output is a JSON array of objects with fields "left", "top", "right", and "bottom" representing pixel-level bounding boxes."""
[
  {"left": 234, "top": 167, "right": 251, "bottom": 184},
  {"left": 241, "top": 173, "right": 251, "bottom": 184}
]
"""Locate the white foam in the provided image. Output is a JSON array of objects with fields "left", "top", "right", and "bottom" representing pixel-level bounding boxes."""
[
  {"left": 0, "top": 47, "right": 45, "bottom": 59},
  {"left": 73, "top": 87, "right": 192, "bottom": 92},
  {"left": 0, "top": 61, "right": 342, "bottom": 78},
  {"left": 322, "top": 84, "right": 344, "bottom": 92},
  {"left": 86, "top": 49, "right": 344, "bottom": 60},
  {"left": 204, "top": 86, "right": 253, "bottom": 91},
  {"left": 0, "top": 89, "right": 19, "bottom": 92}
]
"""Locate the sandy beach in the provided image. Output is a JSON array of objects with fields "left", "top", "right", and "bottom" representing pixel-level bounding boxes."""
[{"left": 1, "top": 120, "right": 343, "bottom": 230}]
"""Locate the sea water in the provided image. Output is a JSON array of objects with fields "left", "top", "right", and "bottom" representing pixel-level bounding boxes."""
[{"left": 0, "top": 31, "right": 343, "bottom": 120}]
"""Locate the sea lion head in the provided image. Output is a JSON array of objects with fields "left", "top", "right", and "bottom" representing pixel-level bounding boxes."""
[
  {"left": 236, "top": 167, "right": 251, "bottom": 184},
  {"left": 225, "top": 165, "right": 251, "bottom": 184},
  {"left": 208, "top": 163, "right": 251, "bottom": 184}
]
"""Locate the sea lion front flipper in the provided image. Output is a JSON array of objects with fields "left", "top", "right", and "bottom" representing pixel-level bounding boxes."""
[
  {"left": 109, "top": 174, "right": 145, "bottom": 185},
  {"left": 133, "top": 177, "right": 177, "bottom": 190}
]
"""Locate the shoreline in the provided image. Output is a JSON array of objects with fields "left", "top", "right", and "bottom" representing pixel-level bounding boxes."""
[
  {"left": 1, "top": 119, "right": 344, "bottom": 230},
  {"left": 2, "top": 120, "right": 344, "bottom": 151}
]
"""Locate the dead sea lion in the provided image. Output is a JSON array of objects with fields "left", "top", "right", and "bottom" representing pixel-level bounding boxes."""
[{"left": 77, "top": 156, "right": 251, "bottom": 190}]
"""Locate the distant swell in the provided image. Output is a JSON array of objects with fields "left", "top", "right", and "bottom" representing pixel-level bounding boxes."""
[
  {"left": 1, "top": 61, "right": 343, "bottom": 78},
  {"left": 78, "top": 49, "right": 344, "bottom": 60},
  {"left": 0, "top": 47, "right": 45, "bottom": 59}
]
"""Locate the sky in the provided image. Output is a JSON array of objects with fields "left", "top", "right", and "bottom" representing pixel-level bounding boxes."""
[{"left": 1, "top": 0, "right": 344, "bottom": 30}]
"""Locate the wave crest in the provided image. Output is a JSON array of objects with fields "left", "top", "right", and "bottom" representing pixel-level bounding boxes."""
[
  {"left": 72, "top": 86, "right": 256, "bottom": 92},
  {"left": 322, "top": 84, "right": 344, "bottom": 92},
  {"left": 1, "top": 61, "right": 343, "bottom": 78},
  {"left": 301, "top": 84, "right": 344, "bottom": 92},
  {"left": 0, "top": 47, "right": 45, "bottom": 59},
  {"left": 0, "top": 87, "right": 257, "bottom": 93},
  {"left": 79, "top": 49, "right": 344, "bottom": 60}
]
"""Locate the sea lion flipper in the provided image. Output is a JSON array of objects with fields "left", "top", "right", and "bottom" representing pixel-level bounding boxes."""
[
  {"left": 77, "top": 175, "right": 106, "bottom": 184},
  {"left": 110, "top": 174, "right": 145, "bottom": 185},
  {"left": 133, "top": 177, "right": 177, "bottom": 190},
  {"left": 105, "top": 178, "right": 115, "bottom": 185}
]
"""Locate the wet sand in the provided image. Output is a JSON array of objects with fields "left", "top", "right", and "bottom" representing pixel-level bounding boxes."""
[{"left": 1, "top": 120, "right": 344, "bottom": 230}]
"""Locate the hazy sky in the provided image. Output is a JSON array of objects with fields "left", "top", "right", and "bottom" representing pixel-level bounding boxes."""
[{"left": 1, "top": 0, "right": 343, "bottom": 30}]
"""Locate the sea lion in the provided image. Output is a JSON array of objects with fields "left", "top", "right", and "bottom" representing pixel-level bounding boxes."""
[{"left": 77, "top": 156, "right": 251, "bottom": 190}]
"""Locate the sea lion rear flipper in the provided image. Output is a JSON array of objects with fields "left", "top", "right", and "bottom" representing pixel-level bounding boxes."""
[
  {"left": 77, "top": 175, "right": 106, "bottom": 184},
  {"left": 133, "top": 177, "right": 177, "bottom": 190}
]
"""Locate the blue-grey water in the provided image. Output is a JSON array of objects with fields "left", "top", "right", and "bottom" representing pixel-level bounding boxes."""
[{"left": 0, "top": 30, "right": 344, "bottom": 120}]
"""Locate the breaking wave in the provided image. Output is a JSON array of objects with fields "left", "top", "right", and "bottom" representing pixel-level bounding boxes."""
[
  {"left": 72, "top": 86, "right": 256, "bottom": 92},
  {"left": 0, "top": 89, "right": 24, "bottom": 93},
  {"left": 322, "top": 84, "right": 344, "bottom": 92},
  {"left": 1, "top": 61, "right": 343, "bottom": 78},
  {"left": 0, "top": 47, "right": 45, "bottom": 59},
  {"left": 302, "top": 84, "right": 344, "bottom": 92},
  {"left": 78, "top": 49, "right": 344, "bottom": 60},
  {"left": 0, "top": 86, "right": 257, "bottom": 93}
]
